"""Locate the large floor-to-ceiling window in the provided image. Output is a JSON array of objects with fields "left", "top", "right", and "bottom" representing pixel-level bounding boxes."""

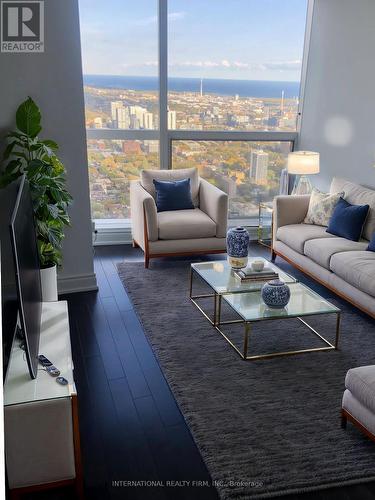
[{"left": 79, "top": 0, "right": 310, "bottom": 231}]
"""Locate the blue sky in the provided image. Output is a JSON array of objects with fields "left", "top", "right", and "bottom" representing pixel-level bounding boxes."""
[{"left": 79, "top": 0, "right": 308, "bottom": 81}]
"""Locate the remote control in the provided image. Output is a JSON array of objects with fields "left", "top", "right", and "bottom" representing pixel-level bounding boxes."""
[
  {"left": 56, "top": 376, "right": 68, "bottom": 386},
  {"left": 38, "top": 354, "right": 53, "bottom": 367},
  {"left": 46, "top": 365, "right": 60, "bottom": 377}
]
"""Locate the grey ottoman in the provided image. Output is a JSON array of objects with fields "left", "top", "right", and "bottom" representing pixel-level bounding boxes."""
[{"left": 342, "top": 365, "right": 375, "bottom": 441}]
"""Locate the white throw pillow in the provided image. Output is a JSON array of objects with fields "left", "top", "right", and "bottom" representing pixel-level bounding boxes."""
[{"left": 304, "top": 188, "right": 344, "bottom": 227}]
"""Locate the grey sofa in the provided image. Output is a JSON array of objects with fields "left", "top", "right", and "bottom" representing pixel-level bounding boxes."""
[
  {"left": 272, "top": 177, "right": 375, "bottom": 318},
  {"left": 342, "top": 365, "right": 375, "bottom": 441},
  {"left": 130, "top": 167, "right": 228, "bottom": 267}
]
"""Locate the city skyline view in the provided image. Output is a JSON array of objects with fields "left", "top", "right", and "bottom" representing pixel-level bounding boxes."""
[
  {"left": 79, "top": 0, "right": 308, "bottom": 221},
  {"left": 84, "top": 81, "right": 299, "bottom": 131}
]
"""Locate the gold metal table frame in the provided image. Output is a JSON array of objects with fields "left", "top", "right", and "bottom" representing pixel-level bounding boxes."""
[{"left": 189, "top": 266, "right": 341, "bottom": 361}]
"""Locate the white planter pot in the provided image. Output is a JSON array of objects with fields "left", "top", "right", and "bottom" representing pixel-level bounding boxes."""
[{"left": 40, "top": 265, "right": 58, "bottom": 302}]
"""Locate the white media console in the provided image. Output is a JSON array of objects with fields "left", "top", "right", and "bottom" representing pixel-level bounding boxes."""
[{"left": 4, "top": 300, "right": 83, "bottom": 499}]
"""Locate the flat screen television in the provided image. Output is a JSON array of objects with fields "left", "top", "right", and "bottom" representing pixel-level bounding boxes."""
[
  {"left": 0, "top": 177, "right": 22, "bottom": 381},
  {"left": 9, "top": 175, "right": 42, "bottom": 379}
]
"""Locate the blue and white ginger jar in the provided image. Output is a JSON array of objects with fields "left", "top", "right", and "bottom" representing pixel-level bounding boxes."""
[
  {"left": 261, "top": 280, "right": 291, "bottom": 309},
  {"left": 226, "top": 226, "right": 250, "bottom": 269}
]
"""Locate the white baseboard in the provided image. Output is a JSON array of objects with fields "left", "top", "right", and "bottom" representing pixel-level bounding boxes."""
[
  {"left": 57, "top": 272, "right": 98, "bottom": 295},
  {"left": 92, "top": 226, "right": 260, "bottom": 247}
]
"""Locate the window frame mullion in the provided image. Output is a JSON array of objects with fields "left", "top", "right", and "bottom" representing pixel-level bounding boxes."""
[{"left": 158, "top": 0, "right": 169, "bottom": 169}]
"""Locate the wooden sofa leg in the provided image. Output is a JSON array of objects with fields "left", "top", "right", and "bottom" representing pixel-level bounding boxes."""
[
  {"left": 341, "top": 410, "right": 347, "bottom": 429},
  {"left": 132, "top": 239, "right": 139, "bottom": 248},
  {"left": 144, "top": 252, "right": 150, "bottom": 269},
  {"left": 143, "top": 208, "right": 150, "bottom": 269}
]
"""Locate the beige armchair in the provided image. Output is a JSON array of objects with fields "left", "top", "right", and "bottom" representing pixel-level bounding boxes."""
[{"left": 130, "top": 167, "right": 228, "bottom": 267}]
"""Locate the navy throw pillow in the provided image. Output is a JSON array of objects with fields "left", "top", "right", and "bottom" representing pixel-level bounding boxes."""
[
  {"left": 326, "top": 197, "right": 369, "bottom": 241},
  {"left": 368, "top": 233, "right": 375, "bottom": 252},
  {"left": 153, "top": 178, "right": 194, "bottom": 212}
]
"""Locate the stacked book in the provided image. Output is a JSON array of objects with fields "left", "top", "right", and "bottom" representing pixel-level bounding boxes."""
[{"left": 234, "top": 266, "right": 279, "bottom": 283}]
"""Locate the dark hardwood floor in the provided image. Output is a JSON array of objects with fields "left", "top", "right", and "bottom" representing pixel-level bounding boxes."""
[{"left": 24, "top": 244, "right": 375, "bottom": 500}]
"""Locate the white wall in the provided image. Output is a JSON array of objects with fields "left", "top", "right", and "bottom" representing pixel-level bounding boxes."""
[
  {"left": 0, "top": 0, "right": 97, "bottom": 293},
  {"left": 298, "top": 0, "right": 375, "bottom": 191}
]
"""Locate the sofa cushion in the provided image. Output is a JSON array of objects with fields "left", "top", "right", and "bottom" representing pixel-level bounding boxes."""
[
  {"left": 326, "top": 197, "right": 369, "bottom": 241},
  {"left": 153, "top": 178, "right": 194, "bottom": 212},
  {"left": 330, "top": 251, "right": 375, "bottom": 298},
  {"left": 368, "top": 233, "right": 375, "bottom": 252},
  {"left": 141, "top": 168, "right": 199, "bottom": 207},
  {"left": 304, "top": 237, "right": 368, "bottom": 269},
  {"left": 331, "top": 177, "right": 375, "bottom": 241},
  {"left": 157, "top": 208, "right": 216, "bottom": 240},
  {"left": 276, "top": 224, "right": 335, "bottom": 254},
  {"left": 304, "top": 188, "right": 343, "bottom": 226},
  {"left": 345, "top": 365, "right": 375, "bottom": 415}
]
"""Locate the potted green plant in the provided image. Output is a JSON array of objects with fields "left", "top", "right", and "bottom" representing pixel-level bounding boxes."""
[{"left": 0, "top": 97, "right": 72, "bottom": 301}]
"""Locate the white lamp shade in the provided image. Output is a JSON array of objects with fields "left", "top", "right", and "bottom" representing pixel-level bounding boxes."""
[{"left": 287, "top": 151, "right": 320, "bottom": 175}]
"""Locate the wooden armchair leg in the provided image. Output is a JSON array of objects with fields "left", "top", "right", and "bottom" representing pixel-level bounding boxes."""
[
  {"left": 145, "top": 254, "right": 150, "bottom": 268},
  {"left": 271, "top": 250, "right": 277, "bottom": 262}
]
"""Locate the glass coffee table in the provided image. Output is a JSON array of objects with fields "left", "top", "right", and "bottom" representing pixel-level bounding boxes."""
[
  {"left": 190, "top": 259, "right": 341, "bottom": 361},
  {"left": 190, "top": 258, "right": 297, "bottom": 326}
]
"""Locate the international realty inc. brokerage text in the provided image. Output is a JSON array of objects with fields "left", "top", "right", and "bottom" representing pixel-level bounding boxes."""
[{"left": 112, "top": 479, "right": 264, "bottom": 488}]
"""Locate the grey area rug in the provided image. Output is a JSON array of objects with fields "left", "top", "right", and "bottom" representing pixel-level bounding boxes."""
[{"left": 117, "top": 259, "right": 375, "bottom": 499}]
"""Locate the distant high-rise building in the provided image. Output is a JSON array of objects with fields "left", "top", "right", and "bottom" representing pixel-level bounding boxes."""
[
  {"left": 143, "top": 112, "right": 154, "bottom": 129},
  {"left": 168, "top": 110, "right": 177, "bottom": 130},
  {"left": 250, "top": 150, "right": 269, "bottom": 184},
  {"left": 130, "top": 115, "right": 140, "bottom": 129},
  {"left": 200, "top": 78, "right": 203, "bottom": 97},
  {"left": 130, "top": 105, "right": 147, "bottom": 120},
  {"left": 116, "top": 107, "right": 130, "bottom": 129},
  {"left": 128, "top": 105, "right": 149, "bottom": 129},
  {"left": 111, "top": 101, "right": 123, "bottom": 122},
  {"left": 280, "top": 90, "right": 285, "bottom": 113},
  {"left": 93, "top": 117, "right": 103, "bottom": 129}
]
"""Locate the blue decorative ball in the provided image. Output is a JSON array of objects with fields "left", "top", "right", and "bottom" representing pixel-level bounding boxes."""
[
  {"left": 226, "top": 226, "right": 250, "bottom": 269},
  {"left": 261, "top": 280, "right": 291, "bottom": 309}
]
